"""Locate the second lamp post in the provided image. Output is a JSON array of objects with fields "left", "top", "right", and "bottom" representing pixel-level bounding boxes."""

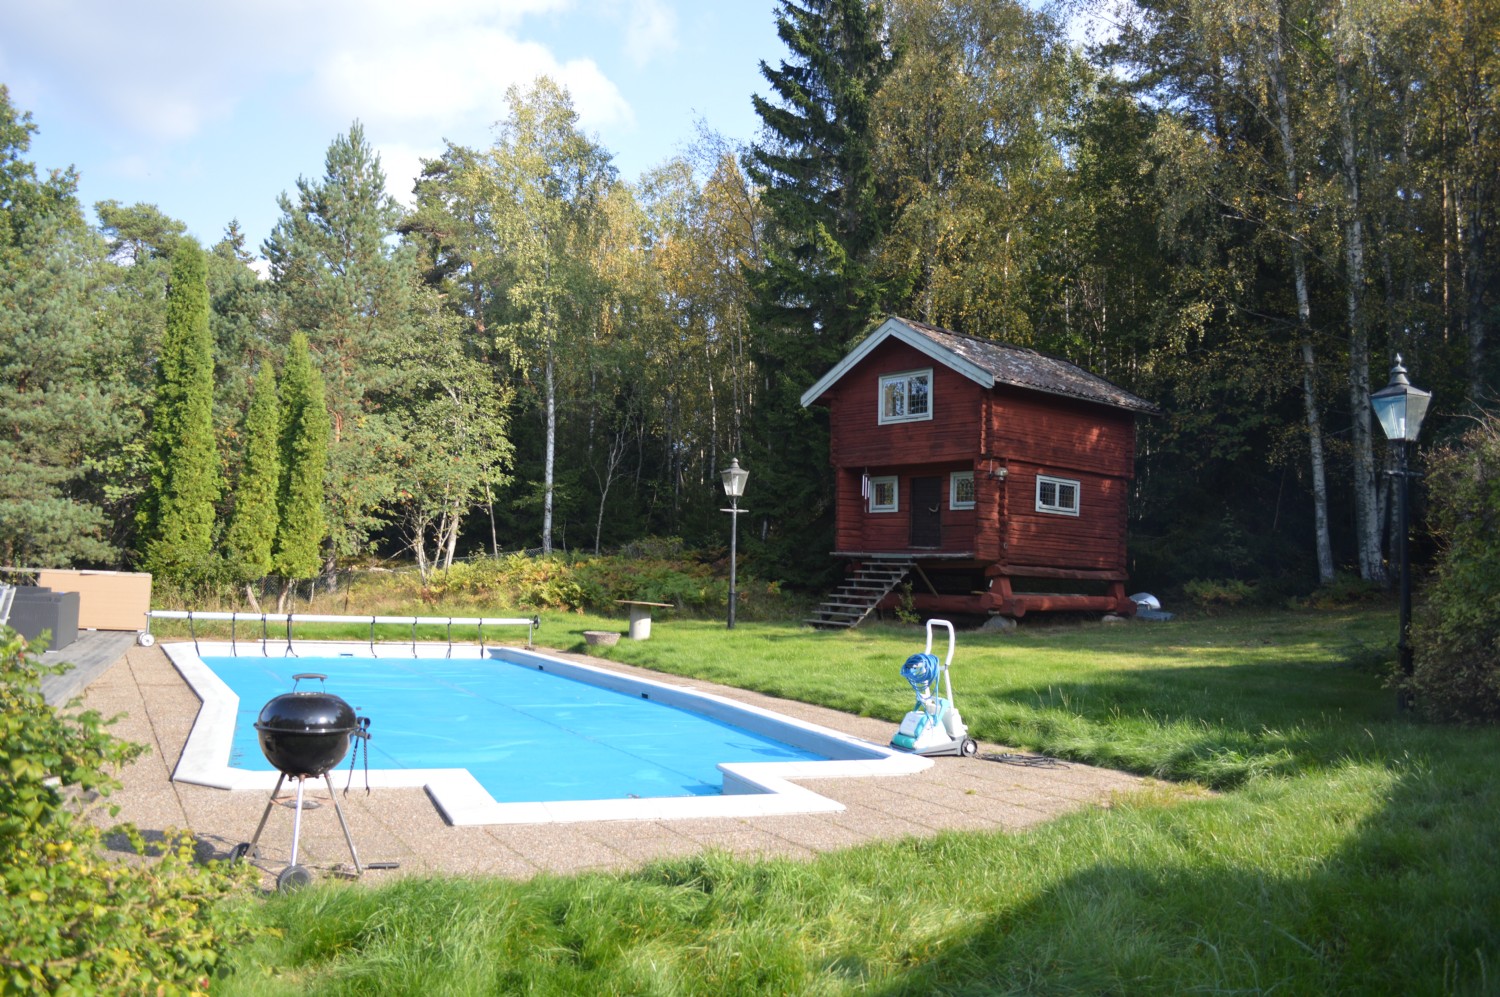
[{"left": 721, "top": 459, "right": 749, "bottom": 629}]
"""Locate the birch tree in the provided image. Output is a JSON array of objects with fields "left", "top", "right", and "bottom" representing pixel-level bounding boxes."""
[{"left": 478, "top": 78, "right": 617, "bottom": 555}]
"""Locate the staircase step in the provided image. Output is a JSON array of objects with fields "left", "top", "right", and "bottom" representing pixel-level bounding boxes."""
[{"left": 806, "top": 560, "right": 914, "bottom": 631}]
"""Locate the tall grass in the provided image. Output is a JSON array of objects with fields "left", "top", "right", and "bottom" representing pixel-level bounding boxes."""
[{"left": 214, "top": 608, "right": 1500, "bottom": 994}]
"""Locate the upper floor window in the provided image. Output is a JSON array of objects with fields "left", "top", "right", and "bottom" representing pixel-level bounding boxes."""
[
  {"left": 878, "top": 369, "right": 932, "bottom": 424},
  {"left": 1036, "top": 475, "right": 1080, "bottom": 516},
  {"left": 950, "top": 471, "right": 975, "bottom": 510}
]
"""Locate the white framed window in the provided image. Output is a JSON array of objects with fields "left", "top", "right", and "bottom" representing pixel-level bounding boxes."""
[
  {"left": 869, "top": 476, "right": 899, "bottom": 513},
  {"left": 1036, "top": 475, "right": 1080, "bottom": 516},
  {"left": 949, "top": 471, "right": 975, "bottom": 510},
  {"left": 878, "top": 369, "right": 932, "bottom": 424}
]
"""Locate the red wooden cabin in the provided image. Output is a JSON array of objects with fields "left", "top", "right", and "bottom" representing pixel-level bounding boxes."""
[{"left": 800, "top": 316, "right": 1159, "bottom": 625}]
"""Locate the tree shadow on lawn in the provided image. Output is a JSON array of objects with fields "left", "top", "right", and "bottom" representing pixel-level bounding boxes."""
[{"left": 864, "top": 727, "right": 1500, "bottom": 995}]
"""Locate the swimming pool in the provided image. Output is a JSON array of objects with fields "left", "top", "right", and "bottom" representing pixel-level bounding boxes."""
[
  {"left": 208, "top": 653, "right": 829, "bottom": 802},
  {"left": 166, "top": 641, "right": 931, "bottom": 824}
]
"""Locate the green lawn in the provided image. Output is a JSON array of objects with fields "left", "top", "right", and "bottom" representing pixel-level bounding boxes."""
[{"left": 215, "top": 608, "right": 1500, "bottom": 994}]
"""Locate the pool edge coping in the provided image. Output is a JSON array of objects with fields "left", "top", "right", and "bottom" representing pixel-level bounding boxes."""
[{"left": 164, "top": 640, "right": 933, "bottom": 825}]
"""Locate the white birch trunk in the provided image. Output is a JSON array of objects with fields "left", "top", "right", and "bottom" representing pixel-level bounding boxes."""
[{"left": 1269, "top": 19, "right": 1337, "bottom": 584}]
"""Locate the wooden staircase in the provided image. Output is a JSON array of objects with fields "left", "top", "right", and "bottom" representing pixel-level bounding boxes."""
[{"left": 805, "top": 556, "right": 914, "bottom": 630}]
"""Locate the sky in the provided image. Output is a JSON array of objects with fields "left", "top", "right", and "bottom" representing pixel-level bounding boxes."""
[{"left": 0, "top": 0, "right": 784, "bottom": 256}]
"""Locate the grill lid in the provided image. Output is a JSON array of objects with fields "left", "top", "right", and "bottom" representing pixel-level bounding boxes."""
[{"left": 254, "top": 691, "right": 358, "bottom": 736}]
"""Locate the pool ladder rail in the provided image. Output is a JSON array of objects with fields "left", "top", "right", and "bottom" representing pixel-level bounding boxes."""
[{"left": 143, "top": 610, "right": 540, "bottom": 657}]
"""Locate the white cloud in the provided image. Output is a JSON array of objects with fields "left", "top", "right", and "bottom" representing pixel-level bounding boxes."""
[
  {"left": 311, "top": 30, "right": 632, "bottom": 139},
  {"left": 621, "top": 0, "right": 679, "bottom": 68},
  {"left": 0, "top": 0, "right": 616, "bottom": 146},
  {"left": 374, "top": 142, "right": 433, "bottom": 208}
]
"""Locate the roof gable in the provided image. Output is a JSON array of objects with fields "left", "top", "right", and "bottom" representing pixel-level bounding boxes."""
[{"left": 800, "top": 315, "right": 1159, "bottom": 415}]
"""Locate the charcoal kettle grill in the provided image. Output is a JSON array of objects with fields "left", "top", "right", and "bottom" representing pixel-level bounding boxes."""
[{"left": 234, "top": 673, "right": 368, "bottom": 890}]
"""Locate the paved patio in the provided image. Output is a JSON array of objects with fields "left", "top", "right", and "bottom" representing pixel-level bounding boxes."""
[{"left": 72, "top": 637, "right": 1160, "bottom": 888}]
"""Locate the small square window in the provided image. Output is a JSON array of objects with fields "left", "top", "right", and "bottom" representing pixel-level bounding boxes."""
[
  {"left": 1036, "top": 475, "right": 1080, "bottom": 516},
  {"left": 878, "top": 369, "right": 933, "bottom": 424},
  {"left": 950, "top": 471, "right": 975, "bottom": 510},
  {"left": 869, "top": 475, "right": 899, "bottom": 513}
]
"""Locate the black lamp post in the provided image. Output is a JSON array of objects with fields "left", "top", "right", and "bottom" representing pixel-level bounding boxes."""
[
  {"left": 720, "top": 458, "right": 749, "bottom": 629},
  {"left": 1370, "top": 355, "right": 1432, "bottom": 711}
]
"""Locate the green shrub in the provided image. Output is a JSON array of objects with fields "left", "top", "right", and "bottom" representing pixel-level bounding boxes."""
[
  {"left": 1184, "top": 577, "right": 1254, "bottom": 611},
  {"left": 412, "top": 548, "right": 769, "bottom": 617},
  {"left": 1409, "top": 415, "right": 1500, "bottom": 722},
  {"left": 0, "top": 631, "right": 255, "bottom": 993},
  {"left": 1300, "top": 572, "right": 1387, "bottom": 610}
]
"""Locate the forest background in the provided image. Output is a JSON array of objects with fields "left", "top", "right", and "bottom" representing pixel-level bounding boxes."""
[{"left": 1, "top": 0, "right": 1494, "bottom": 605}]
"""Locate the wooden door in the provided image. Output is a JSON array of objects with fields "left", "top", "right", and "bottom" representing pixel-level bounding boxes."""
[{"left": 910, "top": 476, "right": 942, "bottom": 548}]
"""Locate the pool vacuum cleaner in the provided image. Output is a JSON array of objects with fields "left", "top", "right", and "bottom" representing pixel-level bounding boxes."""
[{"left": 891, "top": 619, "right": 978, "bottom": 758}]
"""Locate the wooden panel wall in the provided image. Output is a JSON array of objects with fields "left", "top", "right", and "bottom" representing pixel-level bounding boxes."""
[
  {"left": 836, "top": 465, "right": 979, "bottom": 553},
  {"left": 825, "top": 339, "right": 984, "bottom": 467},
  {"left": 1001, "top": 463, "right": 1128, "bottom": 572},
  {"left": 988, "top": 390, "right": 1136, "bottom": 478}
]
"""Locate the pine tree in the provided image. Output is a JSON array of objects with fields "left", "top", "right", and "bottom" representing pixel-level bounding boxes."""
[
  {"left": 271, "top": 332, "right": 328, "bottom": 607},
  {"left": 263, "top": 123, "right": 415, "bottom": 567},
  {"left": 0, "top": 86, "right": 117, "bottom": 565},
  {"left": 745, "top": 0, "right": 893, "bottom": 584},
  {"left": 139, "top": 240, "right": 221, "bottom": 580},
  {"left": 223, "top": 365, "right": 281, "bottom": 601}
]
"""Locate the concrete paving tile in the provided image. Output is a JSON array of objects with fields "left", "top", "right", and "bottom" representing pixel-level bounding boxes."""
[
  {"left": 674, "top": 827, "right": 818, "bottom": 863},
  {"left": 487, "top": 825, "right": 627, "bottom": 874},
  {"left": 583, "top": 829, "right": 706, "bottom": 865},
  {"left": 747, "top": 814, "right": 875, "bottom": 853}
]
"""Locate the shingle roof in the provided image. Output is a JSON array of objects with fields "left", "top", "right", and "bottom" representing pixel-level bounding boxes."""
[
  {"left": 897, "top": 317, "right": 1161, "bottom": 415},
  {"left": 800, "top": 315, "right": 1161, "bottom": 415}
]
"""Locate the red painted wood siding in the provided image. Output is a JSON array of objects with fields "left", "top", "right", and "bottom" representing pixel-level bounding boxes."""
[
  {"left": 989, "top": 390, "right": 1136, "bottom": 478},
  {"left": 825, "top": 340, "right": 985, "bottom": 466},
  {"left": 1001, "top": 463, "right": 1128, "bottom": 572},
  {"left": 835, "top": 466, "right": 979, "bottom": 553}
]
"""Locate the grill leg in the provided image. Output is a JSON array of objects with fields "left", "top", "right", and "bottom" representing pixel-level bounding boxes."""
[
  {"left": 244, "top": 772, "right": 287, "bottom": 861},
  {"left": 323, "top": 773, "right": 363, "bottom": 875},
  {"left": 288, "top": 776, "right": 307, "bottom": 868}
]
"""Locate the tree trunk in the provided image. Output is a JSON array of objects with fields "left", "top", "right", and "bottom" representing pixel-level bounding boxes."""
[
  {"left": 542, "top": 337, "right": 556, "bottom": 556},
  {"left": 1269, "top": 19, "right": 1336, "bottom": 584},
  {"left": 442, "top": 497, "right": 461, "bottom": 570},
  {"left": 484, "top": 479, "right": 498, "bottom": 556},
  {"left": 1465, "top": 191, "right": 1488, "bottom": 405},
  {"left": 1335, "top": 55, "right": 1384, "bottom": 584}
]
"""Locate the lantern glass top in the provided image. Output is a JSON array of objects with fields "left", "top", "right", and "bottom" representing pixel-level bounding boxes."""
[
  {"left": 1370, "top": 356, "right": 1432, "bottom": 443},
  {"left": 721, "top": 458, "right": 749, "bottom": 498}
]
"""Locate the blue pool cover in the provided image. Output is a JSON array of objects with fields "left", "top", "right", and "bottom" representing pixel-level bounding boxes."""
[{"left": 204, "top": 655, "right": 827, "bottom": 803}]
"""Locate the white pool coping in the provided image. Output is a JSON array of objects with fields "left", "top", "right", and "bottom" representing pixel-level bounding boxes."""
[{"left": 164, "top": 640, "right": 932, "bottom": 825}]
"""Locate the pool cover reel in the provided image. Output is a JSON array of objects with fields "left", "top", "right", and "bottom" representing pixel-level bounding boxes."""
[{"left": 891, "top": 619, "right": 978, "bottom": 758}]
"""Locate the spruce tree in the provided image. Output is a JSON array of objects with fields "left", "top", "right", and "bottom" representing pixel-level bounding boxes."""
[
  {"left": 139, "top": 240, "right": 221, "bottom": 580},
  {"left": 745, "top": 0, "right": 893, "bottom": 584},
  {"left": 271, "top": 333, "right": 329, "bottom": 607},
  {"left": 223, "top": 365, "right": 280, "bottom": 599}
]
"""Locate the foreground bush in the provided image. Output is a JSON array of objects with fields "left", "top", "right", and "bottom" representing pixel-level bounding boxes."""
[
  {"left": 0, "top": 631, "right": 254, "bottom": 993},
  {"left": 1410, "top": 413, "right": 1500, "bottom": 722}
]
